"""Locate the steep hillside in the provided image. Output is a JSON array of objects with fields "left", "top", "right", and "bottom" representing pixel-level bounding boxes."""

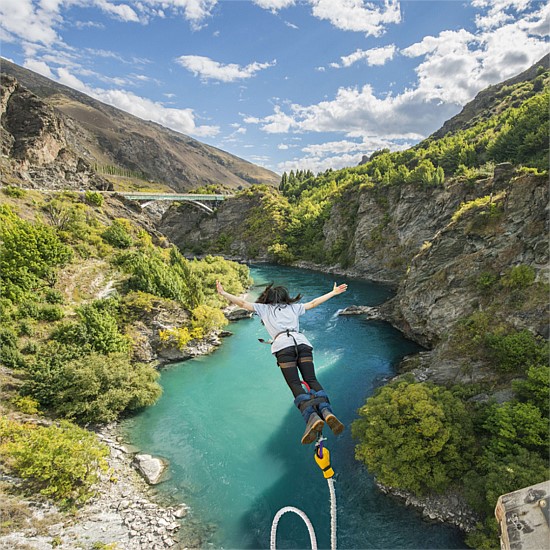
[{"left": 0, "top": 58, "right": 280, "bottom": 191}]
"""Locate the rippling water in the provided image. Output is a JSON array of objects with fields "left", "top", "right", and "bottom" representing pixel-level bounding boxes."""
[{"left": 124, "top": 265, "right": 467, "bottom": 549}]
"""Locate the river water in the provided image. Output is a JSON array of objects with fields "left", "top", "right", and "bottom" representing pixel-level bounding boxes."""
[{"left": 124, "top": 265, "right": 467, "bottom": 549}]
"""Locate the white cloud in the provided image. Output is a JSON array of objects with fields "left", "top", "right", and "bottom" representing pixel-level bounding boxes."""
[
  {"left": 0, "top": 0, "right": 60, "bottom": 45},
  {"left": 0, "top": 0, "right": 219, "bottom": 48},
  {"left": 94, "top": 0, "right": 139, "bottom": 22},
  {"left": 309, "top": 0, "right": 401, "bottom": 35},
  {"left": 472, "top": 0, "right": 532, "bottom": 29},
  {"left": 285, "top": 21, "right": 299, "bottom": 29},
  {"left": 138, "top": 0, "right": 218, "bottom": 29},
  {"left": 334, "top": 44, "right": 396, "bottom": 68},
  {"left": 253, "top": 0, "right": 296, "bottom": 11},
  {"left": 278, "top": 143, "right": 289, "bottom": 149},
  {"left": 176, "top": 55, "right": 276, "bottom": 82},
  {"left": 53, "top": 66, "right": 219, "bottom": 137},
  {"left": 246, "top": 2, "right": 548, "bottom": 153},
  {"left": 23, "top": 58, "right": 55, "bottom": 79},
  {"left": 278, "top": 152, "right": 365, "bottom": 174}
]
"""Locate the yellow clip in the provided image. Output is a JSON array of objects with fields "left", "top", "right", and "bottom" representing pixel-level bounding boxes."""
[{"left": 314, "top": 447, "right": 334, "bottom": 479}]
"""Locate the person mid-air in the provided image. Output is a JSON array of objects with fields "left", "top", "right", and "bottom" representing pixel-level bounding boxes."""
[{"left": 216, "top": 280, "right": 348, "bottom": 444}]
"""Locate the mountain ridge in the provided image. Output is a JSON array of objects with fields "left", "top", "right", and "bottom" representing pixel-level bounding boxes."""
[{"left": 0, "top": 57, "right": 280, "bottom": 191}]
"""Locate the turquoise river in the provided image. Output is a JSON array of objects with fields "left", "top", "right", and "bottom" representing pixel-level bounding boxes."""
[{"left": 124, "top": 264, "right": 467, "bottom": 549}]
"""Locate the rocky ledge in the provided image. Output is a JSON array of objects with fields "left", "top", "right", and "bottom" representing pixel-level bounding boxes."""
[
  {"left": 376, "top": 481, "right": 479, "bottom": 532},
  {"left": 338, "top": 305, "right": 383, "bottom": 319}
]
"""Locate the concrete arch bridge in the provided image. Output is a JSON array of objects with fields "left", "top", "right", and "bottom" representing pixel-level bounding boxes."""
[{"left": 118, "top": 192, "right": 233, "bottom": 213}]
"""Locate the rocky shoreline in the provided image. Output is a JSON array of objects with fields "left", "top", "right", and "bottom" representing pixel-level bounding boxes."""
[
  {"left": 0, "top": 422, "right": 196, "bottom": 550},
  {"left": 376, "top": 481, "right": 480, "bottom": 532}
]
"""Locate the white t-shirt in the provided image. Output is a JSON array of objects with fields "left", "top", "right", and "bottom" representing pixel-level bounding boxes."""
[{"left": 253, "top": 303, "right": 313, "bottom": 354}]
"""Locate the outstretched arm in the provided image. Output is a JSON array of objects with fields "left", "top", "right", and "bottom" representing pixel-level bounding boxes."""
[
  {"left": 304, "top": 283, "right": 348, "bottom": 310},
  {"left": 216, "top": 280, "right": 255, "bottom": 312}
]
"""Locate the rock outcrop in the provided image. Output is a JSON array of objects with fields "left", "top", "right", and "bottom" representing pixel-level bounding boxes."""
[
  {"left": 160, "top": 192, "right": 271, "bottom": 260},
  {"left": 386, "top": 172, "right": 548, "bottom": 348},
  {"left": 0, "top": 73, "right": 112, "bottom": 191}
]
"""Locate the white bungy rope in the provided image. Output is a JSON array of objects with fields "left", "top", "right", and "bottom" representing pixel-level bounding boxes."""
[{"left": 270, "top": 477, "right": 337, "bottom": 550}]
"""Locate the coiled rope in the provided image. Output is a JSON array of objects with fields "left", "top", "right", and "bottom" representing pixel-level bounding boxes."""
[{"left": 269, "top": 473, "right": 337, "bottom": 550}]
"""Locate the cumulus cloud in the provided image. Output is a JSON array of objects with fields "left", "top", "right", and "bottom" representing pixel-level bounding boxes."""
[
  {"left": 176, "top": 55, "right": 276, "bottom": 82},
  {"left": 138, "top": 0, "right": 218, "bottom": 29},
  {"left": 52, "top": 65, "right": 219, "bottom": 137},
  {"left": 0, "top": 0, "right": 219, "bottom": 47},
  {"left": 309, "top": 0, "right": 401, "bottom": 35},
  {"left": 23, "top": 58, "right": 55, "bottom": 79},
  {"left": 332, "top": 44, "right": 396, "bottom": 68}
]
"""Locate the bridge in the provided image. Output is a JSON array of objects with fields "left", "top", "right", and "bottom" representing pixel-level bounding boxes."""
[{"left": 116, "top": 192, "right": 234, "bottom": 213}]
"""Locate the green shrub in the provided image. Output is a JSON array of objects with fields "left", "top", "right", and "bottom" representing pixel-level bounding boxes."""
[
  {"left": 501, "top": 265, "right": 536, "bottom": 289},
  {"left": 486, "top": 329, "right": 548, "bottom": 372},
  {"left": 17, "top": 320, "right": 35, "bottom": 337},
  {"left": 483, "top": 401, "right": 548, "bottom": 456},
  {"left": 352, "top": 379, "right": 475, "bottom": 494},
  {"left": 16, "top": 300, "right": 40, "bottom": 320},
  {"left": 44, "top": 288, "right": 65, "bottom": 304},
  {"left": 115, "top": 247, "right": 204, "bottom": 309},
  {"left": 0, "top": 417, "right": 108, "bottom": 505},
  {"left": 51, "top": 352, "right": 162, "bottom": 423},
  {"left": 101, "top": 219, "right": 133, "bottom": 249},
  {"left": 0, "top": 209, "right": 73, "bottom": 302},
  {"left": 191, "top": 305, "right": 228, "bottom": 334},
  {"left": 513, "top": 365, "right": 550, "bottom": 415},
  {"left": 36, "top": 305, "right": 64, "bottom": 322},
  {"left": 1, "top": 186, "right": 26, "bottom": 198},
  {"left": 84, "top": 191, "right": 104, "bottom": 207},
  {"left": 52, "top": 300, "right": 129, "bottom": 355}
]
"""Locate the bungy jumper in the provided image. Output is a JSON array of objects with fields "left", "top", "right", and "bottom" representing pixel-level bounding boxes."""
[{"left": 270, "top": 381, "right": 339, "bottom": 550}]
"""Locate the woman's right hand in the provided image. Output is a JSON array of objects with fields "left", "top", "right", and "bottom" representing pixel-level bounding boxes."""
[{"left": 216, "top": 280, "right": 225, "bottom": 295}]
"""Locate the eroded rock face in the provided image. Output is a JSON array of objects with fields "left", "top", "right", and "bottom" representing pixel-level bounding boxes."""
[
  {"left": 0, "top": 73, "right": 113, "bottom": 191},
  {"left": 160, "top": 193, "right": 269, "bottom": 260},
  {"left": 389, "top": 174, "right": 549, "bottom": 348},
  {"left": 1, "top": 73, "right": 66, "bottom": 166}
]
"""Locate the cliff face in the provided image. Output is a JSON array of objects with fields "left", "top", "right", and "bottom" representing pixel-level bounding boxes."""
[
  {"left": 1, "top": 74, "right": 112, "bottom": 191},
  {"left": 387, "top": 172, "right": 548, "bottom": 346},
  {"left": 323, "top": 178, "right": 489, "bottom": 283},
  {"left": 160, "top": 193, "right": 272, "bottom": 260}
]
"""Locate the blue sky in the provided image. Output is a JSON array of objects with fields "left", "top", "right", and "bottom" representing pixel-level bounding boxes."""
[{"left": 0, "top": 1, "right": 548, "bottom": 176}]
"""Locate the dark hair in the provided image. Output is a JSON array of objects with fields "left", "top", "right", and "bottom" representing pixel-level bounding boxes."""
[{"left": 255, "top": 283, "right": 302, "bottom": 305}]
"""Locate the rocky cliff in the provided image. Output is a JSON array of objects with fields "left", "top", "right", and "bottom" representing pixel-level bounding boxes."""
[
  {"left": 1, "top": 73, "right": 112, "bottom": 191},
  {"left": 0, "top": 58, "right": 280, "bottom": 191}
]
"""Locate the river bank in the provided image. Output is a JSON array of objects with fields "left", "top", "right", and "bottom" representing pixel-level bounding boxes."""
[{"left": 0, "top": 422, "right": 192, "bottom": 550}]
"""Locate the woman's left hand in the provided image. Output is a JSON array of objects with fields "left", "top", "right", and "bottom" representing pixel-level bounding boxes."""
[
  {"left": 216, "top": 280, "right": 225, "bottom": 295},
  {"left": 333, "top": 283, "right": 348, "bottom": 294}
]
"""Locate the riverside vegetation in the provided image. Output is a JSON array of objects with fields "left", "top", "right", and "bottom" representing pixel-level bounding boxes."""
[
  {"left": 159, "top": 59, "right": 549, "bottom": 548},
  {"left": 0, "top": 188, "right": 250, "bottom": 533}
]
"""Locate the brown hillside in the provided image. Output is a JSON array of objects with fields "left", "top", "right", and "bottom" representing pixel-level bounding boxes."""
[{"left": 0, "top": 58, "right": 280, "bottom": 191}]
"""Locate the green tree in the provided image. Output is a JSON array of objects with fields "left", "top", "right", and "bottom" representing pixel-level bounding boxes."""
[
  {"left": 352, "top": 379, "right": 475, "bottom": 494},
  {"left": 51, "top": 352, "right": 162, "bottom": 423},
  {"left": 0, "top": 208, "right": 73, "bottom": 301},
  {"left": 101, "top": 219, "right": 133, "bottom": 249},
  {"left": 483, "top": 401, "right": 548, "bottom": 456},
  {"left": 513, "top": 364, "right": 550, "bottom": 416}
]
